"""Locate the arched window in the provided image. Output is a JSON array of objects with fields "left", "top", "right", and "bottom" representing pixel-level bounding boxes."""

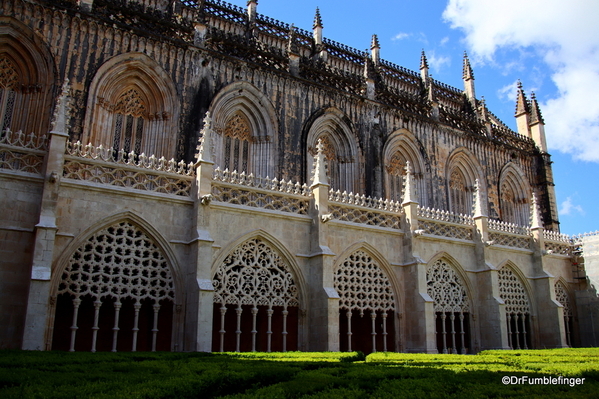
[
  {"left": 334, "top": 250, "right": 396, "bottom": 353},
  {"left": 210, "top": 83, "right": 277, "bottom": 178},
  {"left": 52, "top": 221, "right": 176, "bottom": 352},
  {"left": 221, "top": 111, "right": 253, "bottom": 173},
  {"left": 499, "top": 164, "right": 531, "bottom": 226},
  {"left": 212, "top": 238, "right": 300, "bottom": 352},
  {"left": 306, "top": 110, "right": 360, "bottom": 193},
  {"left": 83, "top": 53, "right": 178, "bottom": 159},
  {"left": 449, "top": 169, "right": 471, "bottom": 215},
  {"left": 0, "top": 56, "right": 18, "bottom": 131},
  {"left": 427, "top": 258, "right": 471, "bottom": 354},
  {"left": 555, "top": 281, "right": 573, "bottom": 346},
  {"left": 498, "top": 266, "right": 532, "bottom": 349},
  {"left": 446, "top": 150, "right": 483, "bottom": 216},
  {"left": 0, "top": 21, "right": 55, "bottom": 135},
  {"left": 383, "top": 132, "right": 428, "bottom": 206}
]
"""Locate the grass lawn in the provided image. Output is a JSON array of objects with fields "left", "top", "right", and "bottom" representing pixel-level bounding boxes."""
[{"left": 1, "top": 349, "right": 598, "bottom": 398}]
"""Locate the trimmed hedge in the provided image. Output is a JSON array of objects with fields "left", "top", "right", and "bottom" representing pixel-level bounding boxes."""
[{"left": 1, "top": 349, "right": 598, "bottom": 398}]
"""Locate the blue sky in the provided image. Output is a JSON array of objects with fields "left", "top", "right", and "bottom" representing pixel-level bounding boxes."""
[{"left": 227, "top": 0, "right": 598, "bottom": 236}]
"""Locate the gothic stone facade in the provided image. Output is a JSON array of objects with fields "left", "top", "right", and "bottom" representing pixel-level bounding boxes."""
[{"left": 0, "top": 0, "right": 580, "bottom": 353}]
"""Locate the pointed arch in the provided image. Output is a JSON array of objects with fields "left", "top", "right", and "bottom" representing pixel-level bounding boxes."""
[
  {"left": 333, "top": 242, "right": 398, "bottom": 353},
  {"left": 497, "top": 262, "right": 534, "bottom": 349},
  {"left": 498, "top": 162, "right": 532, "bottom": 226},
  {"left": 305, "top": 108, "right": 361, "bottom": 193},
  {"left": 0, "top": 17, "right": 56, "bottom": 135},
  {"left": 446, "top": 148, "right": 486, "bottom": 215},
  {"left": 211, "top": 230, "right": 304, "bottom": 352},
  {"left": 209, "top": 82, "right": 279, "bottom": 178},
  {"left": 82, "top": 52, "right": 179, "bottom": 159},
  {"left": 49, "top": 212, "right": 182, "bottom": 352},
  {"left": 382, "top": 129, "right": 429, "bottom": 206},
  {"left": 426, "top": 253, "right": 473, "bottom": 354},
  {"left": 554, "top": 278, "right": 573, "bottom": 346}
]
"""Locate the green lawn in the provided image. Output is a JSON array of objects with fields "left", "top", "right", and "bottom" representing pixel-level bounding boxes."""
[{"left": 1, "top": 349, "right": 598, "bottom": 398}]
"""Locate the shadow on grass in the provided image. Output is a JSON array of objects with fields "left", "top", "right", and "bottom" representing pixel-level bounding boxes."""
[{"left": 0, "top": 350, "right": 597, "bottom": 398}]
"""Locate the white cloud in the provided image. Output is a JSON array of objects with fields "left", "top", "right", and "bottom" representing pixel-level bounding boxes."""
[
  {"left": 559, "top": 196, "right": 584, "bottom": 216},
  {"left": 443, "top": 0, "right": 599, "bottom": 162},
  {"left": 497, "top": 80, "right": 518, "bottom": 102},
  {"left": 428, "top": 51, "right": 451, "bottom": 73},
  {"left": 440, "top": 37, "right": 449, "bottom": 46},
  {"left": 392, "top": 32, "right": 410, "bottom": 41}
]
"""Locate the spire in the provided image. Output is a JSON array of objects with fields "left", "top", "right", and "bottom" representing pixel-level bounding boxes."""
[
  {"left": 402, "top": 161, "right": 418, "bottom": 205},
  {"left": 420, "top": 49, "right": 430, "bottom": 83},
  {"left": 472, "top": 179, "right": 486, "bottom": 218},
  {"left": 529, "top": 92, "right": 545, "bottom": 125},
  {"left": 530, "top": 192, "right": 543, "bottom": 230},
  {"left": 311, "top": 138, "right": 329, "bottom": 187},
  {"left": 462, "top": 51, "right": 476, "bottom": 109},
  {"left": 247, "top": 0, "right": 257, "bottom": 23},
  {"left": 313, "top": 7, "right": 323, "bottom": 29},
  {"left": 370, "top": 34, "right": 380, "bottom": 65},
  {"left": 514, "top": 80, "right": 531, "bottom": 138},
  {"left": 195, "top": 111, "right": 214, "bottom": 163},
  {"left": 313, "top": 7, "right": 323, "bottom": 47},
  {"left": 515, "top": 80, "right": 529, "bottom": 117},
  {"left": 50, "top": 79, "right": 71, "bottom": 134},
  {"left": 462, "top": 51, "right": 474, "bottom": 80},
  {"left": 420, "top": 50, "right": 429, "bottom": 70}
]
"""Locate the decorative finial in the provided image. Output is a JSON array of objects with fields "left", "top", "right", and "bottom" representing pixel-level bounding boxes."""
[
  {"left": 515, "top": 80, "right": 529, "bottom": 116},
  {"left": 462, "top": 51, "right": 474, "bottom": 80},
  {"left": 420, "top": 50, "right": 429, "bottom": 70},
  {"left": 50, "top": 79, "right": 71, "bottom": 134},
  {"left": 473, "top": 179, "right": 486, "bottom": 217},
  {"left": 313, "top": 7, "right": 323, "bottom": 29},
  {"left": 529, "top": 92, "right": 545, "bottom": 125},
  {"left": 371, "top": 34, "right": 380, "bottom": 50},
  {"left": 195, "top": 111, "right": 214, "bottom": 163},
  {"left": 288, "top": 24, "right": 299, "bottom": 54},
  {"left": 311, "top": 138, "right": 329, "bottom": 186},
  {"left": 530, "top": 192, "right": 543, "bottom": 230},
  {"left": 402, "top": 161, "right": 418, "bottom": 205}
]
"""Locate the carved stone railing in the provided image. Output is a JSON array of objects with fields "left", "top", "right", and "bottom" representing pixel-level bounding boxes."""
[
  {"left": 487, "top": 219, "right": 531, "bottom": 250},
  {"left": 63, "top": 141, "right": 194, "bottom": 197},
  {"left": 328, "top": 189, "right": 402, "bottom": 229},
  {"left": 0, "top": 130, "right": 48, "bottom": 175},
  {"left": 543, "top": 230, "right": 572, "bottom": 256},
  {"left": 211, "top": 167, "right": 309, "bottom": 215},
  {"left": 489, "top": 219, "right": 530, "bottom": 236},
  {"left": 416, "top": 207, "right": 474, "bottom": 241}
]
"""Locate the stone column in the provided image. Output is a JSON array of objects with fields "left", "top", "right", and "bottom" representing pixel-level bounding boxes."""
[
  {"left": 530, "top": 194, "right": 568, "bottom": 348},
  {"left": 401, "top": 162, "right": 436, "bottom": 352},
  {"left": 22, "top": 82, "right": 69, "bottom": 350},
  {"left": 307, "top": 139, "right": 339, "bottom": 351},
  {"left": 188, "top": 112, "right": 216, "bottom": 352},
  {"left": 471, "top": 180, "right": 509, "bottom": 350}
]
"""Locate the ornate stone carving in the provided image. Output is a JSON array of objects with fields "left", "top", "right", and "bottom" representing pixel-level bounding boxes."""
[
  {"left": 427, "top": 259, "right": 470, "bottom": 313},
  {"left": 498, "top": 266, "right": 530, "bottom": 314},
  {"left": 554, "top": 281, "right": 572, "bottom": 317},
  {"left": 114, "top": 88, "right": 147, "bottom": 118},
  {"left": 212, "top": 238, "right": 300, "bottom": 308},
  {"left": 0, "top": 57, "right": 19, "bottom": 90},
  {"left": 334, "top": 250, "right": 395, "bottom": 315},
  {"left": 57, "top": 221, "right": 175, "bottom": 304}
]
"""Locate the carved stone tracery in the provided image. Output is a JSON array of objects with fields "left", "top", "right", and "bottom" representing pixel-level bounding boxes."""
[
  {"left": 212, "top": 238, "right": 299, "bottom": 308},
  {"left": 0, "top": 57, "right": 19, "bottom": 90},
  {"left": 498, "top": 266, "right": 530, "bottom": 315},
  {"left": 58, "top": 221, "right": 175, "bottom": 304},
  {"left": 334, "top": 250, "right": 395, "bottom": 315},
  {"left": 427, "top": 259, "right": 469, "bottom": 313},
  {"left": 114, "top": 88, "right": 147, "bottom": 118}
]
